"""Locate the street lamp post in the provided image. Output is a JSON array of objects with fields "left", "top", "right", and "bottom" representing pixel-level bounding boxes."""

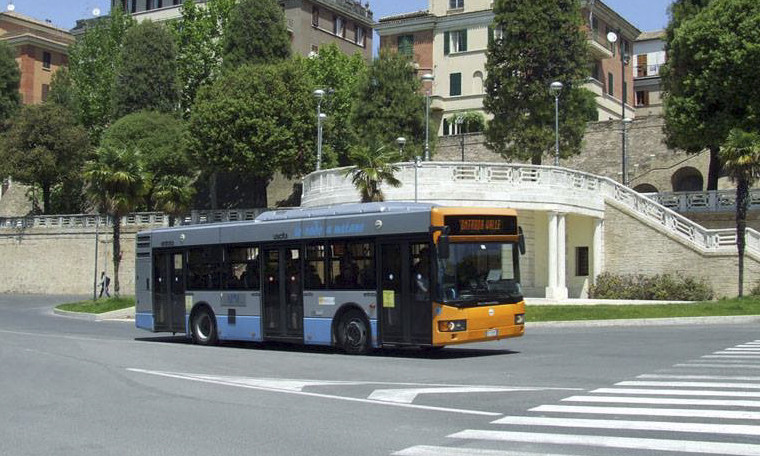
[
  {"left": 421, "top": 73, "right": 434, "bottom": 161},
  {"left": 549, "top": 81, "right": 563, "bottom": 166},
  {"left": 313, "top": 89, "right": 325, "bottom": 171},
  {"left": 414, "top": 156, "right": 421, "bottom": 202},
  {"left": 606, "top": 30, "right": 631, "bottom": 185},
  {"left": 396, "top": 137, "right": 406, "bottom": 159},
  {"left": 455, "top": 115, "right": 465, "bottom": 162},
  {"left": 622, "top": 117, "right": 632, "bottom": 185}
]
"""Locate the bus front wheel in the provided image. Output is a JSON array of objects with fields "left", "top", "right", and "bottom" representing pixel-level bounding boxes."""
[
  {"left": 191, "top": 307, "right": 218, "bottom": 346},
  {"left": 337, "top": 310, "right": 370, "bottom": 355}
]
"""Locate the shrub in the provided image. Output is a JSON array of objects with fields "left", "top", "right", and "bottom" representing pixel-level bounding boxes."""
[{"left": 589, "top": 272, "right": 713, "bottom": 301}]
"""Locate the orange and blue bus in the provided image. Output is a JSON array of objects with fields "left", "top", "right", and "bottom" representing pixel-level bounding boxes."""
[{"left": 135, "top": 203, "right": 525, "bottom": 354}]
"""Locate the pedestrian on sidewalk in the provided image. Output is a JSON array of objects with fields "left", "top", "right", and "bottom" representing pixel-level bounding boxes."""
[{"left": 99, "top": 271, "right": 111, "bottom": 298}]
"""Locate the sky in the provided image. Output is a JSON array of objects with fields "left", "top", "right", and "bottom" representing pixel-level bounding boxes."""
[{"left": 4, "top": 0, "right": 670, "bottom": 36}]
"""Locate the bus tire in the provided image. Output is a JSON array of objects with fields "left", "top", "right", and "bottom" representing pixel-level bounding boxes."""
[
  {"left": 337, "top": 310, "right": 370, "bottom": 355},
  {"left": 191, "top": 306, "right": 218, "bottom": 346}
]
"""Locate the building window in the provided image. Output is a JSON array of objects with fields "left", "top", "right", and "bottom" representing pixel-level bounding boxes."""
[
  {"left": 41, "top": 84, "right": 49, "bottom": 102},
  {"left": 575, "top": 247, "right": 589, "bottom": 277},
  {"left": 173, "top": 0, "right": 180, "bottom": 5},
  {"left": 397, "top": 34, "right": 414, "bottom": 57},
  {"left": 334, "top": 16, "right": 345, "bottom": 38},
  {"left": 356, "top": 26, "right": 365, "bottom": 47},
  {"left": 146, "top": 0, "right": 153, "bottom": 10},
  {"left": 636, "top": 90, "right": 649, "bottom": 107},
  {"left": 450, "top": 72, "right": 462, "bottom": 96},
  {"left": 42, "top": 51, "right": 51, "bottom": 70},
  {"left": 444, "top": 29, "right": 467, "bottom": 55},
  {"left": 449, "top": 0, "right": 464, "bottom": 9},
  {"left": 607, "top": 72, "right": 613, "bottom": 96},
  {"left": 312, "top": 6, "right": 319, "bottom": 27},
  {"left": 130, "top": 0, "right": 137, "bottom": 13},
  {"left": 157, "top": 0, "right": 163, "bottom": 7}
]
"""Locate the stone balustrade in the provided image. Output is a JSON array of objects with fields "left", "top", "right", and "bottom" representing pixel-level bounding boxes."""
[{"left": 647, "top": 189, "right": 760, "bottom": 213}]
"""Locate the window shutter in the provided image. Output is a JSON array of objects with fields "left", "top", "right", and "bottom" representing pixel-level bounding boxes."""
[
  {"left": 444, "top": 31, "right": 450, "bottom": 55},
  {"left": 450, "top": 73, "right": 461, "bottom": 96},
  {"left": 461, "top": 30, "right": 467, "bottom": 52}
]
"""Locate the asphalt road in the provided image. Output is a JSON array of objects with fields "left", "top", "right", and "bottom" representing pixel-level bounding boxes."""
[{"left": 2, "top": 294, "right": 760, "bottom": 455}]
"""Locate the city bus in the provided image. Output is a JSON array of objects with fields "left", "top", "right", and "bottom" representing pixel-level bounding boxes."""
[{"left": 135, "top": 203, "right": 526, "bottom": 354}]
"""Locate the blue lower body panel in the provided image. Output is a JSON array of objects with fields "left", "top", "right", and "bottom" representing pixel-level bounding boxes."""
[
  {"left": 216, "top": 316, "right": 262, "bottom": 342},
  {"left": 135, "top": 312, "right": 154, "bottom": 331},
  {"left": 304, "top": 317, "right": 379, "bottom": 348}
]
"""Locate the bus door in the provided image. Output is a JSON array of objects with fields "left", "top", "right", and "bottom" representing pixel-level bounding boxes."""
[
  {"left": 152, "top": 251, "right": 186, "bottom": 333},
  {"left": 379, "top": 240, "right": 432, "bottom": 345},
  {"left": 262, "top": 246, "right": 304, "bottom": 340}
]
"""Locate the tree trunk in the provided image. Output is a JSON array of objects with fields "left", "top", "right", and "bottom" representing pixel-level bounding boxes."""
[
  {"left": 707, "top": 146, "right": 721, "bottom": 191},
  {"left": 209, "top": 171, "right": 218, "bottom": 210},
  {"left": 252, "top": 176, "right": 269, "bottom": 208},
  {"left": 42, "top": 184, "right": 51, "bottom": 215},
  {"left": 736, "top": 179, "right": 749, "bottom": 297},
  {"left": 112, "top": 214, "right": 122, "bottom": 297}
]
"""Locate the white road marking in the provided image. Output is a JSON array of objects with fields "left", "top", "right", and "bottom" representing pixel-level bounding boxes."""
[
  {"left": 714, "top": 351, "right": 760, "bottom": 355},
  {"left": 368, "top": 386, "right": 542, "bottom": 404},
  {"left": 563, "top": 395, "right": 760, "bottom": 407},
  {"left": 592, "top": 387, "right": 760, "bottom": 397},
  {"left": 692, "top": 358, "right": 760, "bottom": 363},
  {"left": 531, "top": 404, "right": 760, "bottom": 420},
  {"left": 639, "top": 374, "right": 760, "bottom": 381},
  {"left": 617, "top": 380, "right": 760, "bottom": 388},
  {"left": 723, "top": 348, "right": 760, "bottom": 351},
  {"left": 703, "top": 354, "right": 760, "bottom": 359},
  {"left": 393, "top": 446, "right": 574, "bottom": 456},
  {"left": 491, "top": 416, "right": 760, "bottom": 436},
  {"left": 448, "top": 430, "right": 760, "bottom": 456},
  {"left": 127, "top": 368, "right": 505, "bottom": 416},
  {"left": 675, "top": 363, "right": 760, "bottom": 369}
]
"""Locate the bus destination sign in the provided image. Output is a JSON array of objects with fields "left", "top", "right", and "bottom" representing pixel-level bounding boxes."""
[{"left": 445, "top": 215, "right": 517, "bottom": 236}]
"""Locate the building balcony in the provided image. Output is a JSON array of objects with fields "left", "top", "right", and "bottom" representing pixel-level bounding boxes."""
[{"left": 588, "top": 32, "right": 613, "bottom": 60}]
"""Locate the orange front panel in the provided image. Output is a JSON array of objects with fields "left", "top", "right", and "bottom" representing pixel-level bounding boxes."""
[{"left": 432, "top": 301, "right": 525, "bottom": 346}]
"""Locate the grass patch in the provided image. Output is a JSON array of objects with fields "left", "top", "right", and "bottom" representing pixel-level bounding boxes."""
[
  {"left": 528, "top": 296, "right": 760, "bottom": 322},
  {"left": 57, "top": 296, "right": 135, "bottom": 314}
]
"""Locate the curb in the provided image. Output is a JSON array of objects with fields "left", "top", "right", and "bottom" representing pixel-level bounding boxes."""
[
  {"left": 527, "top": 315, "right": 760, "bottom": 328},
  {"left": 53, "top": 306, "right": 135, "bottom": 322}
]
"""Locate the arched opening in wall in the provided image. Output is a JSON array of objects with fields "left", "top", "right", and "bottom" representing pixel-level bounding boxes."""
[
  {"left": 633, "top": 183, "right": 658, "bottom": 194},
  {"left": 671, "top": 167, "right": 704, "bottom": 192},
  {"left": 473, "top": 71, "right": 483, "bottom": 94}
]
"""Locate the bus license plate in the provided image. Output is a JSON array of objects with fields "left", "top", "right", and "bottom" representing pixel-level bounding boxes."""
[{"left": 486, "top": 329, "right": 497, "bottom": 337}]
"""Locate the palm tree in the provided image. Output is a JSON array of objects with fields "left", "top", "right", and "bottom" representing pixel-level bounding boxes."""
[
  {"left": 343, "top": 143, "right": 402, "bottom": 202},
  {"left": 153, "top": 174, "right": 196, "bottom": 226},
  {"left": 83, "top": 146, "right": 145, "bottom": 297},
  {"left": 720, "top": 129, "right": 760, "bottom": 296}
]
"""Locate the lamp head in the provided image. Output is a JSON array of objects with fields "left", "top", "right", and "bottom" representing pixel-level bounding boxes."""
[
  {"left": 421, "top": 73, "right": 434, "bottom": 83},
  {"left": 606, "top": 31, "right": 618, "bottom": 43},
  {"left": 549, "top": 81, "right": 563, "bottom": 96},
  {"left": 313, "top": 89, "right": 325, "bottom": 100},
  {"left": 396, "top": 137, "right": 406, "bottom": 146}
]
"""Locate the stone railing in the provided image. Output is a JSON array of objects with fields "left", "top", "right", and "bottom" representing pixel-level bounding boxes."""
[
  {"left": 302, "top": 162, "right": 760, "bottom": 256},
  {"left": 647, "top": 189, "right": 760, "bottom": 213}
]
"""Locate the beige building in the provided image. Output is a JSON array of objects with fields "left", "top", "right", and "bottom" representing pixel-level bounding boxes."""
[
  {"left": 0, "top": 11, "right": 74, "bottom": 104},
  {"left": 110, "top": 0, "right": 374, "bottom": 60},
  {"left": 633, "top": 29, "right": 666, "bottom": 117},
  {"left": 376, "top": 0, "right": 639, "bottom": 136}
]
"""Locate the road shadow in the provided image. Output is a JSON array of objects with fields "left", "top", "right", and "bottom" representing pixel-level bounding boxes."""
[{"left": 134, "top": 336, "right": 519, "bottom": 359}]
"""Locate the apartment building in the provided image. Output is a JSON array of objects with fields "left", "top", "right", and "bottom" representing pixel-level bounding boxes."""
[
  {"left": 376, "top": 0, "right": 639, "bottom": 136},
  {"left": 0, "top": 11, "right": 74, "bottom": 104},
  {"left": 633, "top": 29, "right": 666, "bottom": 117},
  {"left": 109, "top": 0, "right": 374, "bottom": 60}
]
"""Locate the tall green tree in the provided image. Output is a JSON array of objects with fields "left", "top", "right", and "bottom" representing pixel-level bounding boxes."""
[
  {"left": 170, "top": 0, "right": 236, "bottom": 116},
  {"left": 0, "top": 104, "right": 90, "bottom": 213},
  {"left": 351, "top": 50, "right": 427, "bottom": 160},
  {"left": 83, "top": 146, "right": 145, "bottom": 297},
  {"left": 720, "top": 129, "right": 760, "bottom": 297},
  {"left": 188, "top": 61, "right": 314, "bottom": 208},
  {"left": 67, "top": 6, "right": 135, "bottom": 141},
  {"left": 344, "top": 143, "right": 402, "bottom": 202},
  {"left": 661, "top": 0, "right": 759, "bottom": 190},
  {"left": 0, "top": 40, "right": 21, "bottom": 128},
  {"left": 302, "top": 44, "right": 368, "bottom": 166},
  {"left": 484, "top": 0, "right": 597, "bottom": 164},
  {"left": 112, "top": 20, "right": 179, "bottom": 119},
  {"left": 47, "top": 67, "right": 76, "bottom": 113},
  {"left": 221, "top": 0, "right": 291, "bottom": 70},
  {"left": 101, "top": 111, "right": 191, "bottom": 209},
  {"left": 153, "top": 174, "right": 196, "bottom": 226}
]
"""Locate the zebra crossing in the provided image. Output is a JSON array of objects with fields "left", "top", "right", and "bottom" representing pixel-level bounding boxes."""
[{"left": 393, "top": 339, "right": 760, "bottom": 455}]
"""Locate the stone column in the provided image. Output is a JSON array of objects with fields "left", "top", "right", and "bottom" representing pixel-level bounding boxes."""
[
  {"left": 592, "top": 217, "right": 604, "bottom": 284},
  {"left": 545, "top": 211, "right": 558, "bottom": 297},
  {"left": 556, "top": 212, "right": 568, "bottom": 299}
]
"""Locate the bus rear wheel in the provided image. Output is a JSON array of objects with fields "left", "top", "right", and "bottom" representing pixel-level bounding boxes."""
[
  {"left": 337, "top": 310, "right": 370, "bottom": 355},
  {"left": 191, "top": 307, "right": 218, "bottom": 346}
]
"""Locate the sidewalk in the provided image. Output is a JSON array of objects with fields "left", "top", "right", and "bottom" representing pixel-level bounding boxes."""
[{"left": 53, "top": 306, "right": 135, "bottom": 322}]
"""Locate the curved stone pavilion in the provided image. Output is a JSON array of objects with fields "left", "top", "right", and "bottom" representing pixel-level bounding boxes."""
[{"left": 302, "top": 162, "right": 760, "bottom": 299}]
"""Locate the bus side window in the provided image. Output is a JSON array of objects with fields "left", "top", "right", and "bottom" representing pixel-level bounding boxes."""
[
  {"left": 329, "top": 241, "right": 375, "bottom": 290},
  {"left": 227, "top": 246, "right": 259, "bottom": 290},
  {"left": 305, "top": 243, "right": 326, "bottom": 289}
]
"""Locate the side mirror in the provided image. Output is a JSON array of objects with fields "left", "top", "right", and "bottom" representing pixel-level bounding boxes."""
[
  {"left": 438, "top": 234, "right": 450, "bottom": 260},
  {"left": 518, "top": 226, "right": 526, "bottom": 255}
]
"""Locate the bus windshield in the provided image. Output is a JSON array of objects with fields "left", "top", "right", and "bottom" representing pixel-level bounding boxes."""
[{"left": 437, "top": 242, "right": 522, "bottom": 307}]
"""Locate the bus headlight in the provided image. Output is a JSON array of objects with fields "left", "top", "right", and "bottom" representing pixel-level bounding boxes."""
[
  {"left": 438, "top": 320, "right": 467, "bottom": 332},
  {"left": 515, "top": 313, "right": 525, "bottom": 325}
]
